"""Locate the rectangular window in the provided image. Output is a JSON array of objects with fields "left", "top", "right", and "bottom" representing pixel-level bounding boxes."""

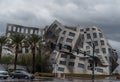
[
  {"left": 61, "top": 54, "right": 67, "bottom": 58},
  {"left": 86, "top": 51, "right": 90, "bottom": 54},
  {"left": 68, "top": 62, "right": 74, "bottom": 66},
  {"left": 62, "top": 31, "right": 66, "bottom": 34},
  {"left": 25, "top": 48, "right": 29, "bottom": 53},
  {"left": 95, "top": 49, "right": 99, "bottom": 53},
  {"left": 101, "top": 40, "right": 105, "bottom": 45},
  {"left": 58, "top": 67, "right": 64, "bottom": 71},
  {"left": 81, "top": 34, "right": 84, "bottom": 40},
  {"left": 86, "top": 28, "right": 90, "bottom": 31},
  {"left": 92, "top": 28, "right": 96, "bottom": 30},
  {"left": 87, "top": 34, "right": 91, "bottom": 39},
  {"left": 66, "top": 38, "right": 73, "bottom": 43},
  {"left": 70, "top": 55, "right": 76, "bottom": 59},
  {"left": 69, "top": 32, "right": 75, "bottom": 37},
  {"left": 93, "top": 33, "right": 97, "bottom": 38},
  {"left": 94, "top": 41, "right": 98, "bottom": 46},
  {"left": 99, "top": 33, "right": 103, "bottom": 38},
  {"left": 60, "top": 37, "right": 64, "bottom": 42},
  {"left": 17, "top": 27, "right": 20, "bottom": 32},
  {"left": 8, "top": 26, "right": 11, "bottom": 31},
  {"left": 80, "top": 29, "right": 84, "bottom": 32},
  {"left": 59, "top": 61, "right": 66, "bottom": 65},
  {"left": 97, "top": 68, "right": 103, "bottom": 72},
  {"left": 78, "top": 63, "right": 84, "bottom": 68},
  {"left": 87, "top": 42, "right": 92, "bottom": 46},
  {"left": 102, "top": 48, "right": 106, "bottom": 53},
  {"left": 30, "top": 30, "right": 33, "bottom": 34},
  {"left": 13, "top": 26, "right": 16, "bottom": 31},
  {"left": 86, "top": 46, "right": 90, "bottom": 49},
  {"left": 56, "top": 28, "right": 62, "bottom": 34},
  {"left": 79, "top": 58, "right": 85, "bottom": 61},
  {"left": 51, "top": 24, "right": 57, "bottom": 30}
]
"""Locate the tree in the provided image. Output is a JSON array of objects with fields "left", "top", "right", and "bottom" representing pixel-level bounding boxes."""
[
  {"left": 0, "top": 35, "right": 8, "bottom": 60},
  {"left": 10, "top": 34, "right": 25, "bottom": 70},
  {"left": 26, "top": 34, "right": 42, "bottom": 73}
]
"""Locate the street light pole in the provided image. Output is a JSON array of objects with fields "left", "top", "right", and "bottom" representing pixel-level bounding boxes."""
[{"left": 92, "top": 43, "right": 95, "bottom": 82}]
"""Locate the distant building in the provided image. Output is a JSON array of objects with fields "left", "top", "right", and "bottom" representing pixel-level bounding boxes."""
[
  {"left": 5, "top": 23, "right": 44, "bottom": 54},
  {"left": 44, "top": 20, "right": 118, "bottom": 75},
  {"left": 6, "top": 23, "right": 44, "bottom": 37}
]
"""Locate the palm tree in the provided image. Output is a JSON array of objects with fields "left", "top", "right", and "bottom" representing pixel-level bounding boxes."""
[
  {"left": 0, "top": 35, "right": 8, "bottom": 60},
  {"left": 10, "top": 34, "right": 25, "bottom": 70},
  {"left": 26, "top": 34, "right": 42, "bottom": 73}
]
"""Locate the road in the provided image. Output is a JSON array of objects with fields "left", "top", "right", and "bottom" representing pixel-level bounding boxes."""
[{"left": 0, "top": 77, "right": 120, "bottom": 82}]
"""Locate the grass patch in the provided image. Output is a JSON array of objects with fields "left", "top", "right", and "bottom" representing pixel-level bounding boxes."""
[{"left": 36, "top": 72, "right": 119, "bottom": 79}]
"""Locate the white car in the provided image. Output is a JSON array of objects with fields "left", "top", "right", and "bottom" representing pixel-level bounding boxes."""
[{"left": 0, "top": 71, "right": 9, "bottom": 79}]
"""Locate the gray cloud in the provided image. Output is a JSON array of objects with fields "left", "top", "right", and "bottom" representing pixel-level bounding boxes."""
[{"left": 0, "top": 0, "right": 120, "bottom": 41}]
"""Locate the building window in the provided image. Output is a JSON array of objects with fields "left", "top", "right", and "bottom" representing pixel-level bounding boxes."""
[
  {"left": 30, "top": 30, "right": 33, "bottom": 34},
  {"left": 59, "top": 61, "right": 66, "bottom": 65},
  {"left": 80, "top": 29, "right": 84, "bottom": 32},
  {"left": 102, "top": 48, "right": 106, "bottom": 53},
  {"left": 60, "top": 37, "right": 64, "bottom": 42},
  {"left": 93, "top": 33, "right": 97, "bottom": 38},
  {"left": 66, "top": 38, "right": 73, "bottom": 43},
  {"left": 13, "top": 26, "right": 16, "bottom": 31},
  {"left": 86, "top": 28, "right": 90, "bottom": 31},
  {"left": 81, "top": 34, "right": 84, "bottom": 40},
  {"left": 87, "top": 42, "right": 92, "bottom": 46},
  {"left": 17, "top": 28, "right": 20, "bottom": 32},
  {"left": 52, "top": 24, "right": 58, "bottom": 30},
  {"left": 8, "top": 26, "right": 11, "bottom": 31},
  {"left": 101, "top": 40, "right": 105, "bottom": 45},
  {"left": 92, "top": 28, "right": 96, "bottom": 30},
  {"left": 97, "top": 68, "right": 103, "bottom": 73},
  {"left": 108, "top": 48, "right": 112, "bottom": 54},
  {"left": 56, "top": 28, "right": 62, "bottom": 34},
  {"left": 99, "top": 33, "right": 103, "bottom": 38},
  {"left": 87, "top": 34, "right": 91, "bottom": 39},
  {"left": 69, "top": 32, "right": 75, "bottom": 37},
  {"left": 25, "top": 48, "right": 29, "bottom": 53},
  {"left": 86, "top": 51, "right": 90, "bottom": 54},
  {"left": 68, "top": 62, "right": 74, "bottom": 66},
  {"left": 58, "top": 67, "right": 64, "bottom": 71},
  {"left": 62, "top": 31, "right": 66, "bottom": 34},
  {"left": 79, "top": 58, "right": 85, "bottom": 61},
  {"left": 86, "top": 46, "right": 90, "bottom": 49},
  {"left": 95, "top": 49, "right": 99, "bottom": 53},
  {"left": 94, "top": 41, "right": 98, "bottom": 46},
  {"left": 61, "top": 54, "right": 67, "bottom": 58},
  {"left": 70, "top": 55, "right": 76, "bottom": 59},
  {"left": 78, "top": 63, "right": 84, "bottom": 68}
]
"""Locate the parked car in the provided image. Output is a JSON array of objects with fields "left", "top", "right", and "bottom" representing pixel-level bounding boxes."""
[
  {"left": 10, "top": 70, "right": 35, "bottom": 79},
  {"left": 0, "top": 71, "right": 9, "bottom": 79}
]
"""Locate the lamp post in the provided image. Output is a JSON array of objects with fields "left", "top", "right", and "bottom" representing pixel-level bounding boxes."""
[
  {"left": 84, "top": 31, "right": 95, "bottom": 82},
  {"left": 92, "top": 43, "right": 95, "bottom": 82}
]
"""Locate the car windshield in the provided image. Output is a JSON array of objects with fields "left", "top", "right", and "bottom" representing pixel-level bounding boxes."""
[
  {"left": 0, "top": 72, "right": 8, "bottom": 75},
  {"left": 21, "top": 71, "right": 30, "bottom": 74}
]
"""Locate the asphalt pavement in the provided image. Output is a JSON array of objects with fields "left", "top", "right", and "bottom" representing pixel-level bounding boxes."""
[{"left": 0, "top": 77, "right": 120, "bottom": 82}]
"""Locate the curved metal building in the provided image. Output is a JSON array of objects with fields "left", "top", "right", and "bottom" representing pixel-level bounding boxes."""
[{"left": 44, "top": 20, "right": 118, "bottom": 75}]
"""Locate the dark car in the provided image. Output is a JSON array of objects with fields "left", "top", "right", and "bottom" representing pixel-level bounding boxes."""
[{"left": 10, "top": 70, "right": 35, "bottom": 79}]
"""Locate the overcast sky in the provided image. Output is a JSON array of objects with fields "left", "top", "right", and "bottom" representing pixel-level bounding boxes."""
[
  {"left": 0, "top": 0, "right": 120, "bottom": 45},
  {"left": 1, "top": 0, "right": 120, "bottom": 72}
]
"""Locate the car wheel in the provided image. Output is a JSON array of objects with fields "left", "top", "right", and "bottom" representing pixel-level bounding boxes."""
[
  {"left": 3, "top": 77, "right": 7, "bottom": 79},
  {"left": 25, "top": 76, "right": 29, "bottom": 79},
  {"left": 11, "top": 76, "right": 15, "bottom": 79}
]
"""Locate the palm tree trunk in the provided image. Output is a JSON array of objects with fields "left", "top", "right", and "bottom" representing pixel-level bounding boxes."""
[
  {"left": 0, "top": 46, "right": 2, "bottom": 60},
  {"left": 32, "top": 47, "right": 35, "bottom": 73},
  {"left": 14, "top": 45, "right": 18, "bottom": 70}
]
